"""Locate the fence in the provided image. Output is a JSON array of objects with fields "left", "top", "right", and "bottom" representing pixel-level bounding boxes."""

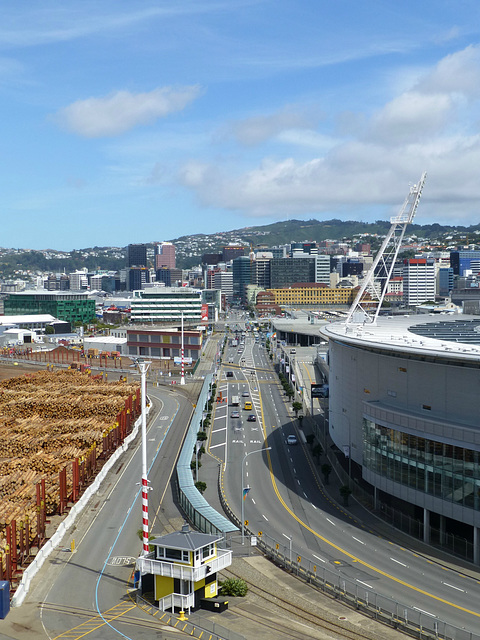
[{"left": 218, "top": 466, "right": 480, "bottom": 640}]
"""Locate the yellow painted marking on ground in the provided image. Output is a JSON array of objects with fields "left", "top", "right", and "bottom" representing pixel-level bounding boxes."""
[
  {"left": 51, "top": 603, "right": 137, "bottom": 639},
  {"left": 254, "top": 381, "right": 480, "bottom": 620}
]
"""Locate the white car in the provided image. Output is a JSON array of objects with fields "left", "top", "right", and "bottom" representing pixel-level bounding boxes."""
[{"left": 286, "top": 435, "right": 298, "bottom": 446}]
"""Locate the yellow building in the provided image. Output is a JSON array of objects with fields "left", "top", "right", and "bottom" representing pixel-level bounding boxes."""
[
  {"left": 266, "top": 284, "right": 357, "bottom": 307},
  {"left": 135, "top": 524, "right": 232, "bottom": 613}
]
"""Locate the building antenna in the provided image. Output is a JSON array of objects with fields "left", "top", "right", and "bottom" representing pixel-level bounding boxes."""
[{"left": 345, "top": 172, "right": 427, "bottom": 326}]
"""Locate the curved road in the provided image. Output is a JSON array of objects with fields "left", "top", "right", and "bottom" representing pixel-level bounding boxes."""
[{"left": 218, "top": 329, "right": 480, "bottom": 635}]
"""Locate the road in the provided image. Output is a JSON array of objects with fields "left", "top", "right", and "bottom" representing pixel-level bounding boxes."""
[
  {"left": 217, "top": 323, "right": 480, "bottom": 635},
  {"left": 14, "top": 384, "right": 194, "bottom": 640}
]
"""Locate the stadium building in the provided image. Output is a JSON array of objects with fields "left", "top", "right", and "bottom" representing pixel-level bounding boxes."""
[{"left": 321, "top": 314, "right": 480, "bottom": 563}]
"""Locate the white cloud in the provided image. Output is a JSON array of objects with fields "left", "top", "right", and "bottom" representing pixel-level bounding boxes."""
[
  {"left": 231, "top": 108, "right": 323, "bottom": 146},
  {"left": 417, "top": 45, "right": 480, "bottom": 98},
  {"left": 368, "top": 92, "right": 454, "bottom": 144},
  {"left": 55, "top": 86, "right": 202, "bottom": 137}
]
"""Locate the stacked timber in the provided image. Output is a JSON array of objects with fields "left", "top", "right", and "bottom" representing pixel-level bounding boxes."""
[{"left": 0, "top": 370, "right": 139, "bottom": 567}]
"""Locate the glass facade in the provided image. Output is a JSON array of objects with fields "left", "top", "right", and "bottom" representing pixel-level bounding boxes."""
[{"left": 363, "top": 419, "right": 480, "bottom": 510}]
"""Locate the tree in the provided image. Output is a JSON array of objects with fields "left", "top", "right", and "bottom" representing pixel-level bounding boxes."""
[
  {"left": 197, "top": 431, "right": 208, "bottom": 441},
  {"left": 340, "top": 485, "right": 352, "bottom": 506},
  {"left": 292, "top": 401, "right": 302, "bottom": 417},
  {"left": 321, "top": 463, "right": 332, "bottom": 485},
  {"left": 219, "top": 577, "right": 248, "bottom": 597},
  {"left": 312, "top": 444, "right": 322, "bottom": 462},
  {"left": 285, "top": 387, "right": 294, "bottom": 400},
  {"left": 45, "top": 325, "right": 54, "bottom": 335},
  {"left": 195, "top": 481, "right": 207, "bottom": 494}
]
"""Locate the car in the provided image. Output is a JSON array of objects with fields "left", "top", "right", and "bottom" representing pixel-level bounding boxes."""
[
  {"left": 226, "top": 371, "right": 234, "bottom": 377},
  {"left": 247, "top": 414, "right": 257, "bottom": 422},
  {"left": 286, "top": 435, "right": 298, "bottom": 445},
  {"left": 231, "top": 411, "right": 240, "bottom": 418},
  {"left": 242, "top": 391, "right": 249, "bottom": 397}
]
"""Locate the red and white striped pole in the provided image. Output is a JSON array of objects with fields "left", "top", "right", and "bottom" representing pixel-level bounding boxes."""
[
  {"left": 180, "top": 311, "right": 185, "bottom": 385},
  {"left": 138, "top": 359, "right": 151, "bottom": 555}
]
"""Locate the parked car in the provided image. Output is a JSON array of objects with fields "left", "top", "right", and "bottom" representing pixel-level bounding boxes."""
[
  {"left": 247, "top": 414, "right": 257, "bottom": 422},
  {"left": 286, "top": 434, "right": 298, "bottom": 445}
]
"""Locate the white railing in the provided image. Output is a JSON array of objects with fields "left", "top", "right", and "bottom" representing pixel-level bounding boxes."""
[
  {"left": 157, "top": 592, "right": 195, "bottom": 612},
  {"left": 136, "top": 548, "right": 232, "bottom": 582}
]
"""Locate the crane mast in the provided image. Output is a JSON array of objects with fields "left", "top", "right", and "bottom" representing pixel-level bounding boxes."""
[{"left": 345, "top": 172, "right": 427, "bottom": 325}]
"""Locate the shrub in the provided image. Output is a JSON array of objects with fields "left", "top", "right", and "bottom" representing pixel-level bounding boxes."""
[
  {"left": 195, "top": 481, "right": 207, "bottom": 494},
  {"left": 219, "top": 578, "right": 248, "bottom": 597}
]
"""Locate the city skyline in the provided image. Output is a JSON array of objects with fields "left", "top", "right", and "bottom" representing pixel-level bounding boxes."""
[{"left": 2, "top": 2, "right": 480, "bottom": 250}]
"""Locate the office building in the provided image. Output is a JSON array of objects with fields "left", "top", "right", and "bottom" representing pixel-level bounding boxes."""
[
  {"left": 270, "top": 257, "right": 316, "bottom": 289},
  {"left": 4, "top": 291, "right": 95, "bottom": 324},
  {"left": 127, "top": 244, "right": 147, "bottom": 268},
  {"left": 222, "top": 245, "right": 246, "bottom": 262},
  {"left": 438, "top": 267, "right": 454, "bottom": 297},
  {"left": 267, "top": 283, "right": 356, "bottom": 307},
  {"left": 232, "top": 256, "right": 252, "bottom": 301},
  {"left": 315, "top": 255, "right": 331, "bottom": 286},
  {"left": 213, "top": 271, "right": 233, "bottom": 301},
  {"left": 130, "top": 287, "right": 202, "bottom": 323},
  {"left": 126, "top": 326, "right": 203, "bottom": 361},
  {"left": 450, "top": 250, "right": 480, "bottom": 276},
  {"left": 155, "top": 242, "right": 176, "bottom": 269},
  {"left": 402, "top": 259, "right": 435, "bottom": 306}
]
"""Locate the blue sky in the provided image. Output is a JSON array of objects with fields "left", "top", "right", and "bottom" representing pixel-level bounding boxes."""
[{"left": 2, "top": 1, "right": 480, "bottom": 250}]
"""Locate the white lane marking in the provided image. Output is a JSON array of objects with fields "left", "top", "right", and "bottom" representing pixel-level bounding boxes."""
[
  {"left": 209, "top": 443, "right": 226, "bottom": 449},
  {"left": 212, "top": 427, "right": 227, "bottom": 433},
  {"left": 312, "top": 503, "right": 317, "bottom": 510},
  {"left": 326, "top": 518, "right": 336, "bottom": 526},
  {"left": 313, "top": 554, "right": 325, "bottom": 563},
  {"left": 413, "top": 607, "right": 436, "bottom": 617},
  {"left": 251, "top": 498, "right": 256, "bottom": 504},
  {"left": 442, "top": 582, "right": 465, "bottom": 592},
  {"left": 262, "top": 514, "right": 268, "bottom": 521},
  {"left": 352, "top": 536, "right": 365, "bottom": 545},
  {"left": 303, "top": 492, "right": 308, "bottom": 498},
  {"left": 357, "top": 579, "right": 373, "bottom": 589},
  {"left": 390, "top": 557, "right": 407, "bottom": 567}
]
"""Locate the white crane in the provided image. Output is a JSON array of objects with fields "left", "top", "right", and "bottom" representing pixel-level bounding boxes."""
[{"left": 345, "top": 172, "right": 427, "bottom": 325}]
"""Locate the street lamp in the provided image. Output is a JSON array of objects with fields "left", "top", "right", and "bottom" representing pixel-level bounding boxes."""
[
  {"left": 241, "top": 447, "right": 272, "bottom": 544},
  {"left": 133, "top": 358, "right": 152, "bottom": 555}
]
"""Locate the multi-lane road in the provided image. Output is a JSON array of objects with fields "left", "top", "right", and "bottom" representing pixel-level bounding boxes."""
[{"left": 217, "top": 318, "right": 480, "bottom": 635}]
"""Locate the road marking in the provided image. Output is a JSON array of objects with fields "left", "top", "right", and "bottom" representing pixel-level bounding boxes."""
[
  {"left": 413, "top": 607, "right": 436, "bottom": 617},
  {"left": 262, "top": 514, "right": 268, "bottom": 521},
  {"left": 326, "top": 518, "right": 336, "bottom": 526},
  {"left": 352, "top": 536, "right": 365, "bottom": 545},
  {"left": 209, "top": 442, "right": 226, "bottom": 449},
  {"left": 50, "top": 602, "right": 137, "bottom": 639},
  {"left": 390, "top": 557, "right": 407, "bottom": 567},
  {"left": 212, "top": 427, "right": 227, "bottom": 433},
  {"left": 357, "top": 579, "right": 373, "bottom": 589},
  {"left": 313, "top": 554, "right": 325, "bottom": 563},
  {"left": 443, "top": 583, "right": 465, "bottom": 592},
  {"left": 107, "top": 556, "right": 136, "bottom": 566}
]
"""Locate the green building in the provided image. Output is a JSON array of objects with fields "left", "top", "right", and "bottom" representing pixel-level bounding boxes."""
[{"left": 4, "top": 291, "right": 95, "bottom": 325}]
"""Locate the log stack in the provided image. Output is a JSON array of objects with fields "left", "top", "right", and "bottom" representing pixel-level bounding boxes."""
[{"left": 0, "top": 369, "right": 139, "bottom": 570}]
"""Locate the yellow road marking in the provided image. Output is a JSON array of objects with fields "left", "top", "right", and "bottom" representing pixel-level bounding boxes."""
[
  {"left": 256, "top": 381, "right": 480, "bottom": 620},
  {"left": 52, "top": 603, "right": 137, "bottom": 639}
]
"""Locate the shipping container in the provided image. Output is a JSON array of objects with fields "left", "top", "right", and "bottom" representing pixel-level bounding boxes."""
[{"left": 0, "top": 581, "right": 10, "bottom": 619}]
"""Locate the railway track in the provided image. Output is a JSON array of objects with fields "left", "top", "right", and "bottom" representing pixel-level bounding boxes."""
[{"left": 225, "top": 566, "right": 385, "bottom": 640}]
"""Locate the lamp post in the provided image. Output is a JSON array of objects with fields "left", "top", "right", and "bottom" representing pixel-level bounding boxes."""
[
  {"left": 241, "top": 447, "right": 272, "bottom": 544},
  {"left": 134, "top": 359, "right": 152, "bottom": 555},
  {"left": 180, "top": 311, "right": 185, "bottom": 385}
]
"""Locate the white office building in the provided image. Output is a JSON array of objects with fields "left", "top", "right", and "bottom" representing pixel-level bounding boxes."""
[{"left": 130, "top": 287, "right": 202, "bottom": 323}]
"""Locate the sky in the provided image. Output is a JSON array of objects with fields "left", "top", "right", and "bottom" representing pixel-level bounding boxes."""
[{"left": 2, "top": 1, "right": 480, "bottom": 250}]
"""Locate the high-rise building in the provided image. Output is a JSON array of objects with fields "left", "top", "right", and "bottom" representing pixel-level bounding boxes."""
[
  {"left": 315, "top": 255, "right": 331, "bottom": 285},
  {"left": 155, "top": 242, "right": 176, "bottom": 269},
  {"left": 222, "top": 245, "right": 246, "bottom": 262},
  {"left": 270, "top": 257, "right": 316, "bottom": 289},
  {"left": 130, "top": 287, "right": 202, "bottom": 323},
  {"left": 128, "top": 267, "right": 150, "bottom": 291},
  {"left": 232, "top": 256, "right": 252, "bottom": 301},
  {"left": 127, "top": 244, "right": 147, "bottom": 268},
  {"left": 450, "top": 250, "right": 480, "bottom": 276},
  {"left": 402, "top": 259, "right": 435, "bottom": 306},
  {"left": 213, "top": 270, "right": 233, "bottom": 300},
  {"left": 438, "top": 267, "right": 454, "bottom": 296}
]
